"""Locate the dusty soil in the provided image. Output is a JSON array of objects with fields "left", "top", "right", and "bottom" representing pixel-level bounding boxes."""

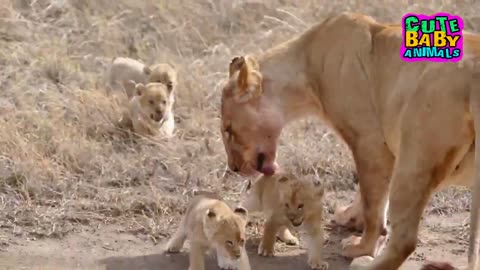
[
  {"left": 0, "top": 194, "right": 470, "bottom": 270},
  {"left": 0, "top": 0, "right": 478, "bottom": 270}
]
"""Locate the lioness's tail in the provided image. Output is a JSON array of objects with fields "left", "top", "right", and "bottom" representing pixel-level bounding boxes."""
[{"left": 469, "top": 68, "right": 480, "bottom": 270}]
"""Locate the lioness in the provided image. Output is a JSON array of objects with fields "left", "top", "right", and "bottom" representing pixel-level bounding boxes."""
[
  {"left": 239, "top": 172, "right": 328, "bottom": 269},
  {"left": 118, "top": 81, "right": 175, "bottom": 137},
  {"left": 219, "top": 12, "right": 480, "bottom": 270},
  {"left": 165, "top": 192, "right": 250, "bottom": 270}
]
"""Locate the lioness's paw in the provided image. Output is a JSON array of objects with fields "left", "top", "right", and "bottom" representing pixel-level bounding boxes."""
[
  {"left": 278, "top": 235, "right": 299, "bottom": 246},
  {"left": 349, "top": 256, "right": 373, "bottom": 270},
  {"left": 308, "top": 256, "right": 328, "bottom": 270},
  {"left": 341, "top": 235, "right": 373, "bottom": 258},
  {"left": 257, "top": 241, "right": 275, "bottom": 257},
  {"left": 285, "top": 236, "right": 300, "bottom": 246}
]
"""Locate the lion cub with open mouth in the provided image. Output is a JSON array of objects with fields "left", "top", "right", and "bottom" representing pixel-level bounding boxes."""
[
  {"left": 118, "top": 81, "right": 174, "bottom": 138},
  {"left": 165, "top": 191, "right": 251, "bottom": 270},
  {"left": 239, "top": 172, "right": 328, "bottom": 270}
]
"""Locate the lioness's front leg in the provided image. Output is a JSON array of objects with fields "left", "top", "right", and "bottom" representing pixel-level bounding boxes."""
[
  {"left": 305, "top": 215, "right": 328, "bottom": 270},
  {"left": 342, "top": 138, "right": 394, "bottom": 258},
  {"left": 258, "top": 216, "right": 282, "bottom": 256},
  {"left": 351, "top": 95, "right": 472, "bottom": 270}
]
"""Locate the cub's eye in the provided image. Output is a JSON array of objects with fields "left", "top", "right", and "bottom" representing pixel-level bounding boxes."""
[
  {"left": 285, "top": 203, "right": 290, "bottom": 208},
  {"left": 239, "top": 239, "right": 245, "bottom": 245},
  {"left": 167, "top": 82, "right": 173, "bottom": 90},
  {"left": 161, "top": 100, "right": 167, "bottom": 105},
  {"left": 149, "top": 100, "right": 154, "bottom": 105},
  {"left": 226, "top": 240, "right": 233, "bottom": 246},
  {"left": 298, "top": 204, "right": 304, "bottom": 210}
]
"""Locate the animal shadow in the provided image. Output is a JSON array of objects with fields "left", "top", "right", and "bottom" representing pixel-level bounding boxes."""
[{"left": 99, "top": 232, "right": 353, "bottom": 270}]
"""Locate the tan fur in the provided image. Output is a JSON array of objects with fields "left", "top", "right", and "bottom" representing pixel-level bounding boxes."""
[
  {"left": 220, "top": 12, "right": 480, "bottom": 270},
  {"left": 118, "top": 82, "right": 175, "bottom": 138},
  {"left": 165, "top": 192, "right": 250, "bottom": 270},
  {"left": 239, "top": 173, "right": 328, "bottom": 270},
  {"left": 105, "top": 57, "right": 178, "bottom": 100}
]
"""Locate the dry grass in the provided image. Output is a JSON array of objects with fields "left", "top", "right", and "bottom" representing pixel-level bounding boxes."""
[{"left": 0, "top": 0, "right": 478, "bottom": 244}]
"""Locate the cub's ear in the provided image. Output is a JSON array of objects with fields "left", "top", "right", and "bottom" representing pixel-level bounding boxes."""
[
  {"left": 229, "top": 56, "right": 245, "bottom": 77},
  {"left": 135, "top": 83, "right": 147, "bottom": 96},
  {"left": 122, "top": 80, "right": 137, "bottom": 98},
  {"left": 206, "top": 208, "right": 217, "bottom": 218},
  {"left": 232, "top": 55, "right": 263, "bottom": 103},
  {"left": 143, "top": 66, "right": 152, "bottom": 76},
  {"left": 314, "top": 184, "right": 325, "bottom": 198},
  {"left": 233, "top": 206, "right": 248, "bottom": 219},
  {"left": 166, "top": 81, "right": 174, "bottom": 93}
]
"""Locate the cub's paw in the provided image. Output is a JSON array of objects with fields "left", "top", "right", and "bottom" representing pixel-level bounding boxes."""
[
  {"left": 308, "top": 256, "right": 328, "bottom": 270},
  {"left": 165, "top": 241, "right": 182, "bottom": 253},
  {"left": 257, "top": 241, "right": 275, "bottom": 257}
]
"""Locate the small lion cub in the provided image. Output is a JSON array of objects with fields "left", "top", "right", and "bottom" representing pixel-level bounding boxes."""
[
  {"left": 165, "top": 191, "right": 251, "bottom": 270},
  {"left": 239, "top": 172, "right": 328, "bottom": 270},
  {"left": 118, "top": 82, "right": 175, "bottom": 137}
]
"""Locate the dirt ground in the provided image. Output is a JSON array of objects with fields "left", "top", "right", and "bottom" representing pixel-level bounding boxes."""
[
  {"left": 0, "top": 0, "right": 478, "bottom": 270},
  {"left": 0, "top": 193, "right": 471, "bottom": 270}
]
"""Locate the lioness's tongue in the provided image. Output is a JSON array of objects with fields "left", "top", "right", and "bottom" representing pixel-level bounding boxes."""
[{"left": 261, "top": 162, "right": 278, "bottom": 176}]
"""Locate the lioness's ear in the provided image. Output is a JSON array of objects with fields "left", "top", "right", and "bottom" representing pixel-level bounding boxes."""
[
  {"left": 206, "top": 208, "right": 216, "bottom": 218},
  {"left": 234, "top": 56, "right": 263, "bottom": 103},
  {"left": 143, "top": 66, "right": 152, "bottom": 76},
  {"left": 135, "top": 83, "right": 146, "bottom": 96},
  {"left": 233, "top": 206, "right": 248, "bottom": 219}
]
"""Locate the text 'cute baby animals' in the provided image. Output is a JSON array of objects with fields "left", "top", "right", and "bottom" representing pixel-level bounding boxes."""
[{"left": 401, "top": 13, "right": 464, "bottom": 62}]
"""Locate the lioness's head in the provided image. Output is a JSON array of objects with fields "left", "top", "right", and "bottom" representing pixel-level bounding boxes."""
[
  {"left": 276, "top": 173, "right": 324, "bottom": 227},
  {"left": 220, "top": 55, "right": 281, "bottom": 176},
  {"left": 132, "top": 82, "right": 172, "bottom": 122},
  {"left": 144, "top": 63, "right": 177, "bottom": 93},
  {"left": 204, "top": 204, "right": 248, "bottom": 260}
]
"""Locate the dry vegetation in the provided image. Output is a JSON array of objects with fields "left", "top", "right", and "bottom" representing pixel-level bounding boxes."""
[{"left": 0, "top": 0, "right": 478, "bottom": 250}]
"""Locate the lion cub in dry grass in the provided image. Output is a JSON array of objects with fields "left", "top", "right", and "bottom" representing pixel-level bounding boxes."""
[
  {"left": 239, "top": 172, "right": 328, "bottom": 270},
  {"left": 118, "top": 82, "right": 175, "bottom": 137},
  {"left": 106, "top": 57, "right": 178, "bottom": 100},
  {"left": 165, "top": 191, "right": 251, "bottom": 270}
]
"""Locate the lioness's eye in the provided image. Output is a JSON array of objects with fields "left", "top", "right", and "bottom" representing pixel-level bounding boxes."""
[
  {"left": 239, "top": 239, "right": 245, "bottom": 245},
  {"left": 149, "top": 100, "right": 154, "bottom": 105},
  {"left": 226, "top": 240, "right": 233, "bottom": 246},
  {"left": 298, "top": 204, "right": 304, "bottom": 210},
  {"left": 285, "top": 203, "right": 290, "bottom": 208}
]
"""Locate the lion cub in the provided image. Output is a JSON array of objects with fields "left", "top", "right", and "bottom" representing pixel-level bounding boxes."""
[
  {"left": 165, "top": 191, "right": 251, "bottom": 270},
  {"left": 239, "top": 173, "right": 328, "bottom": 270},
  {"left": 118, "top": 82, "right": 175, "bottom": 137}
]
